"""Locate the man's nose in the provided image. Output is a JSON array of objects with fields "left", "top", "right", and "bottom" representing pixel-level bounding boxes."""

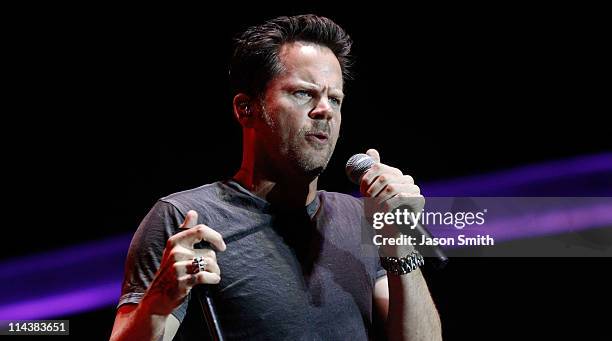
[{"left": 308, "top": 97, "right": 334, "bottom": 120}]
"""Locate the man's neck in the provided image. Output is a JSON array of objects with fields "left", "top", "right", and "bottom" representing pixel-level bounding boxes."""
[{"left": 232, "top": 167, "right": 319, "bottom": 209}]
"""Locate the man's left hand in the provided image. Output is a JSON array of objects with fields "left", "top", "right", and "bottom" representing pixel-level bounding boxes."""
[{"left": 359, "top": 148, "right": 424, "bottom": 214}]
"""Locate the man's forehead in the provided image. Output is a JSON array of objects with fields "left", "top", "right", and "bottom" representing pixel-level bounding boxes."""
[{"left": 276, "top": 41, "right": 343, "bottom": 90}]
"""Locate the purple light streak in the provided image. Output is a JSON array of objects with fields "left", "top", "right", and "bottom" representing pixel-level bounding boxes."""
[
  {"left": 0, "top": 281, "right": 120, "bottom": 320},
  {"left": 423, "top": 153, "right": 612, "bottom": 196},
  {"left": 432, "top": 202, "right": 612, "bottom": 242}
]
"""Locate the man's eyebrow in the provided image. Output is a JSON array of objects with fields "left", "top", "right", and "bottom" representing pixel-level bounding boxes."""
[
  {"left": 330, "top": 89, "right": 345, "bottom": 98},
  {"left": 291, "top": 81, "right": 320, "bottom": 90},
  {"left": 292, "top": 81, "right": 344, "bottom": 96}
]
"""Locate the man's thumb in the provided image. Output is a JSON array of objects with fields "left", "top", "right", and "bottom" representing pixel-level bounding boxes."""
[
  {"left": 180, "top": 210, "right": 198, "bottom": 229},
  {"left": 366, "top": 148, "right": 380, "bottom": 163}
]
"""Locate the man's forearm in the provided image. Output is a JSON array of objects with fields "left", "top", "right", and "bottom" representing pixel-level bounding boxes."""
[
  {"left": 110, "top": 301, "right": 169, "bottom": 341},
  {"left": 386, "top": 269, "right": 442, "bottom": 341}
]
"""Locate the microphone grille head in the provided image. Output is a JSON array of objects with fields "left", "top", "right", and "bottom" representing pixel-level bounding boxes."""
[{"left": 346, "top": 153, "right": 375, "bottom": 184}]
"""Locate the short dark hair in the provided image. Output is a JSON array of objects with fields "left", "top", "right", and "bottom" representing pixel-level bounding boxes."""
[{"left": 229, "top": 14, "right": 353, "bottom": 97}]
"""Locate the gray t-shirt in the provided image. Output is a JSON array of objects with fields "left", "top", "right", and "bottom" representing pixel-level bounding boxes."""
[{"left": 118, "top": 180, "right": 386, "bottom": 340}]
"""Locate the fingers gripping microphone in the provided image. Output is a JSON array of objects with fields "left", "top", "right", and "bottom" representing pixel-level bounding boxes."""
[{"left": 346, "top": 154, "right": 448, "bottom": 265}]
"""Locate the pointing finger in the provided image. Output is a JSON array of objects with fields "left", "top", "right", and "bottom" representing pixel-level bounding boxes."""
[{"left": 171, "top": 224, "right": 227, "bottom": 251}]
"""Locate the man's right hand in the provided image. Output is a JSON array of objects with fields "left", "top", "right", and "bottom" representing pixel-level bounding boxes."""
[{"left": 141, "top": 210, "right": 226, "bottom": 316}]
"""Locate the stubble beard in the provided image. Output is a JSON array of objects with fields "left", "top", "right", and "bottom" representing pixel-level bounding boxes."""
[{"left": 260, "top": 106, "right": 335, "bottom": 179}]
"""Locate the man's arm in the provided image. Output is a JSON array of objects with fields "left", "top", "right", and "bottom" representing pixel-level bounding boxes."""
[
  {"left": 110, "top": 210, "right": 225, "bottom": 341},
  {"left": 110, "top": 303, "right": 179, "bottom": 341},
  {"left": 360, "top": 149, "right": 442, "bottom": 340},
  {"left": 374, "top": 273, "right": 442, "bottom": 341}
]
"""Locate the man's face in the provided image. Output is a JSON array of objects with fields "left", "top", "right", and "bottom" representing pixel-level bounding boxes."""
[{"left": 255, "top": 41, "right": 344, "bottom": 178}]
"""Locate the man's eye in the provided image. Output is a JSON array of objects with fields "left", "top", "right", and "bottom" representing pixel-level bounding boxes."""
[
  {"left": 294, "top": 90, "right": 312, "bottom": 98},
  {"left": 329, "top": 97, "right": 341, "bottom": 106}
]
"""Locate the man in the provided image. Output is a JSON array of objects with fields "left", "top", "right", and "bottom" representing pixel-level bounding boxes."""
[{"left": 110, "top": 14, "right": 441, "bottom": 341}]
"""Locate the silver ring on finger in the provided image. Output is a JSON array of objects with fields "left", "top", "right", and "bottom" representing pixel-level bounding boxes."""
[{"left": 192, "top": 256, "right": 207, "bottom": 273}]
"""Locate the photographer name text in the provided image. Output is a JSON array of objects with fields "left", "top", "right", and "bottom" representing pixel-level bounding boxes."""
[{"left": 373, "top": 234, "right": 495, "bottom": 246}]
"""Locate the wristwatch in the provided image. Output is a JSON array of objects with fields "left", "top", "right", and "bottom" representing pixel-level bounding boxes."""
[{"left": 380, "top": 251, "right": 425, "bottom": 275}]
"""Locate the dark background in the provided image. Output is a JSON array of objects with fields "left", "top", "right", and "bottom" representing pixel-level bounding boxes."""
[{"left": 4, "top": 3, "right": 611, "bottom": 340}]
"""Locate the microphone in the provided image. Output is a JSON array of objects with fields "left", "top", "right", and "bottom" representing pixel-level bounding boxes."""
[
  {"left": 346, "top": 153, "right": 448, "bottom": 265},
  {"left": 196, "top": 242, "right": 224, "bottom": 341},
  {"left": 196, "top": 287, "right": 224, "bottom": 341},
  {"left": 346, "top": 153, "right": 376, "bottom": 184}
]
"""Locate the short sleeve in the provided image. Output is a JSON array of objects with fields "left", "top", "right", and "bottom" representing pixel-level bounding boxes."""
[
  {"left": 375, "top": 257, "right": 387, "bottom": 280},
  {"left": 116, "top": 200, "right": 190, "bottom": 322}
]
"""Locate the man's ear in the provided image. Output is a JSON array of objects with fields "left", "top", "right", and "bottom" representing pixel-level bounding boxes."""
[{"left": 232, "top": 93, "right": 254, "bottom": 128}]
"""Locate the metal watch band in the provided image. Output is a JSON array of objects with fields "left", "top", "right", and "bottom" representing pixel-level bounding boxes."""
[{"left": 380, "top": 251, "right": 425, "bottom": 275}]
